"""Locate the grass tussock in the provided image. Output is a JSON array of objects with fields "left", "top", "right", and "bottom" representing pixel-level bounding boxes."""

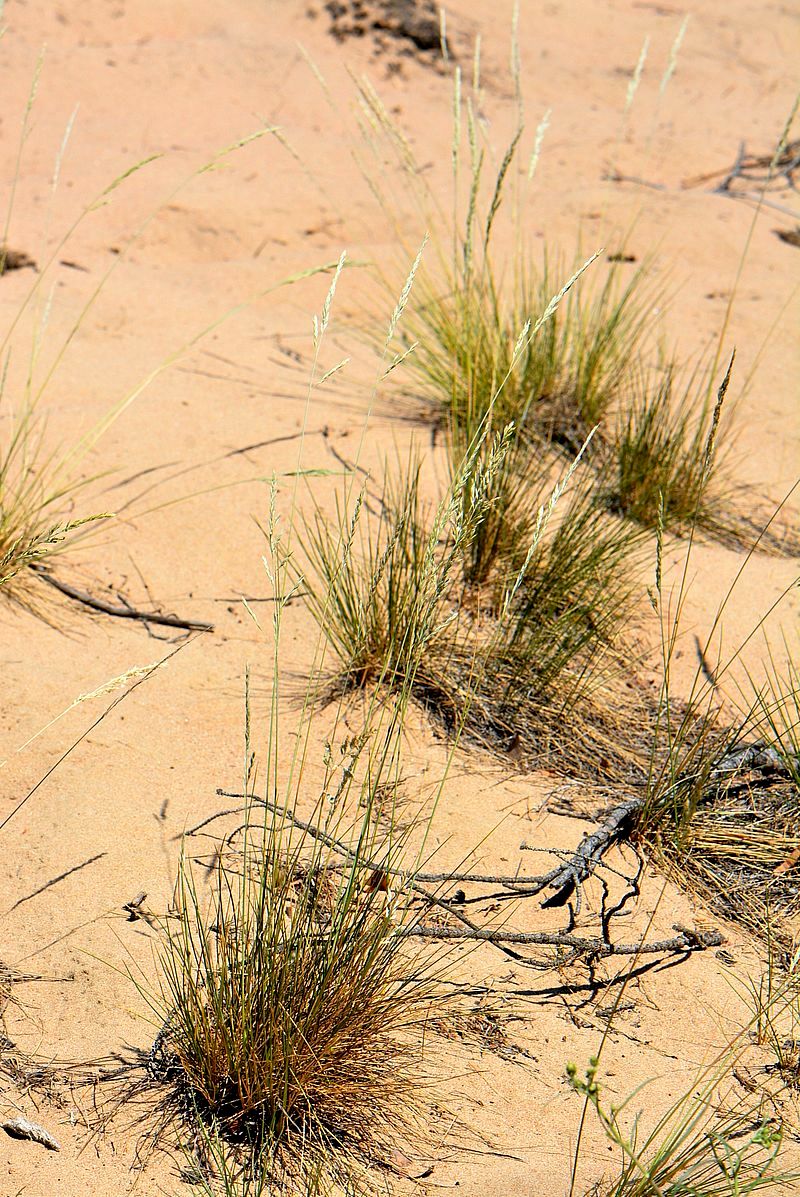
[
  {"left": 303, "top": 437, "right": 650, "bottom": 781},
  {"left": 407, "top": 252, "right": 654, "bottom": 461},
  {"left": 142, "top": 497, "right": 461, "bottom": 1196},
  {"left": 152, "top": 819, "right": 441, "bottom": 1194},
  {"left": 352, "top": 63, "right": 796, "bottom": 556},
  {"left": 604, "top": 358, "right": 729, "bottom": 532}
]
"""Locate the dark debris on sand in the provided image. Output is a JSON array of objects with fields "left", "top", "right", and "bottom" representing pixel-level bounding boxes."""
[{"left": 321, "top": 0, "right": 445, "bottom": 59}]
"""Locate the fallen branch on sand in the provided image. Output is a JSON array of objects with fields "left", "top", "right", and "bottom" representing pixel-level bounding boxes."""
[
  {"left": 404, "top": 923, "right": 723, "bottom": 957},
  {"left": 30, "top": 566, "right": 214, "bottom": 633},
  {"left": 524, "top": 742, "right": 800, "bottom": 907},
  {"left": 196, "top": 790, "right": 724, "bottom": 970},
  {"left": 197, "top": 737, "right": 798, "bottom": 966},
  {"left": 527, "top": 798, "right": 643, "bottom": 909}
]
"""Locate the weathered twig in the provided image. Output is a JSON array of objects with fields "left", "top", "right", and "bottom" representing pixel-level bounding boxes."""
[
  {"left": 30, "top": 567, "right": 213, "bottom": 632},
  {"left": 684, "top": 139, "right": 800, "bottom": 194},
  {"left": 522, "top": 743, "right": 799, "bottom": 909},
  {"left": 404, "top": 923, "right": 723, "bottom": 957},
  {"left": 527, "top": 797, "right": 643, "bottom": 909}
]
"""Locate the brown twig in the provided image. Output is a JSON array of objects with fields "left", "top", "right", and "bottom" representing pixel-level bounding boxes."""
[
  {"left": 204, "top": 791, "right": 716, "bottom": 968},
  {"left": 404, "top": 923, "right": 722, "bottom": 957},
  {"left": 30, "top": 566, "right": 214, "bottom": 632}
]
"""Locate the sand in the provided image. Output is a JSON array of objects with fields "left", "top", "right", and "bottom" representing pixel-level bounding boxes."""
[{"left": 0, "top": 0, "right": 798, "bottom": 1193}]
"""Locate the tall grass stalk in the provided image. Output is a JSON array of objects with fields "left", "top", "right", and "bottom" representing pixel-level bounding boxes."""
[{"left": 568, "top": 1052, "right": 798, "bottom": 1195}]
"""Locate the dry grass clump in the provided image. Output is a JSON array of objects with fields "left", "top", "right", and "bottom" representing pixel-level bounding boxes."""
[
  {"left": 303, "top": 438, "right": 650, "bottom": 781},
  {"left": 150, "top": 814, "right": 441, "bottom": 1195},
  {"left": 139, "top": 488, "right": 460, "bottom": 1196}
]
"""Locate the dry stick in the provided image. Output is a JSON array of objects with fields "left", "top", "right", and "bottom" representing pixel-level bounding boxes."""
[
  {"left": 30, "top": 566, "right": 214, "bottom": 633},
  {"left": 201, "top": 799, "right": 718, "bottom": 957},
  {"left": 712, "top": 743, "right": 800, "bottom": 775},
  {"left": 403, "top": 924, "right": 723, "bottom": 957},
  {"left": 682, "top": 139, "right": 800, "bottom": 191},
  {"left": 207, "top": 792, "right": 721, "bottom": 967},
  {"left": 212, "top": 733, "right": 797, "bottom": 915}
]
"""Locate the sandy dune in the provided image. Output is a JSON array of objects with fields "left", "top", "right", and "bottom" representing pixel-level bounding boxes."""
[{"left": 1, "top": 1, "right": 798, "bottom": 1193}]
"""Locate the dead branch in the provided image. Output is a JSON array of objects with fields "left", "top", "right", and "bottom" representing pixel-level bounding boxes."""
[
  {"left": 31, "top": 566, "right": 214, "bottom": 632},
  {"left": 713, "top": 743, "right": 800, "bottom": 776},
  {"left": 682, "top": 139, "right": 800, "bottom": 193},
  {"left": 202, "top": 737, "right": 795, "bottom": 968},
  {"left": 404, "top": 923, "right": 723, "bottom": 957},
  {"left": 206, "top": 791, "right": 716, "bottom": 968},
  {"left": 526, "top": 797, "right": 643, "bottom": 909}
]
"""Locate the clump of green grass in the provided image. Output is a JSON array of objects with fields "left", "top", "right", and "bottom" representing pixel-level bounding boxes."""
[
  {"left": 302, "top": 455, "right": 472, "bottom": 700},
  {"left": 303, "top": 431, "right": 650, "bottom": 780},
  {"left": 152, "top": 799, "right": 441, "bottom": 1195},
  {"left": 407, "top": 252, "right": 654, "bottom": 462},
  {"left": 604, "top": 358, "right": 729, "bottom": 531}
]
